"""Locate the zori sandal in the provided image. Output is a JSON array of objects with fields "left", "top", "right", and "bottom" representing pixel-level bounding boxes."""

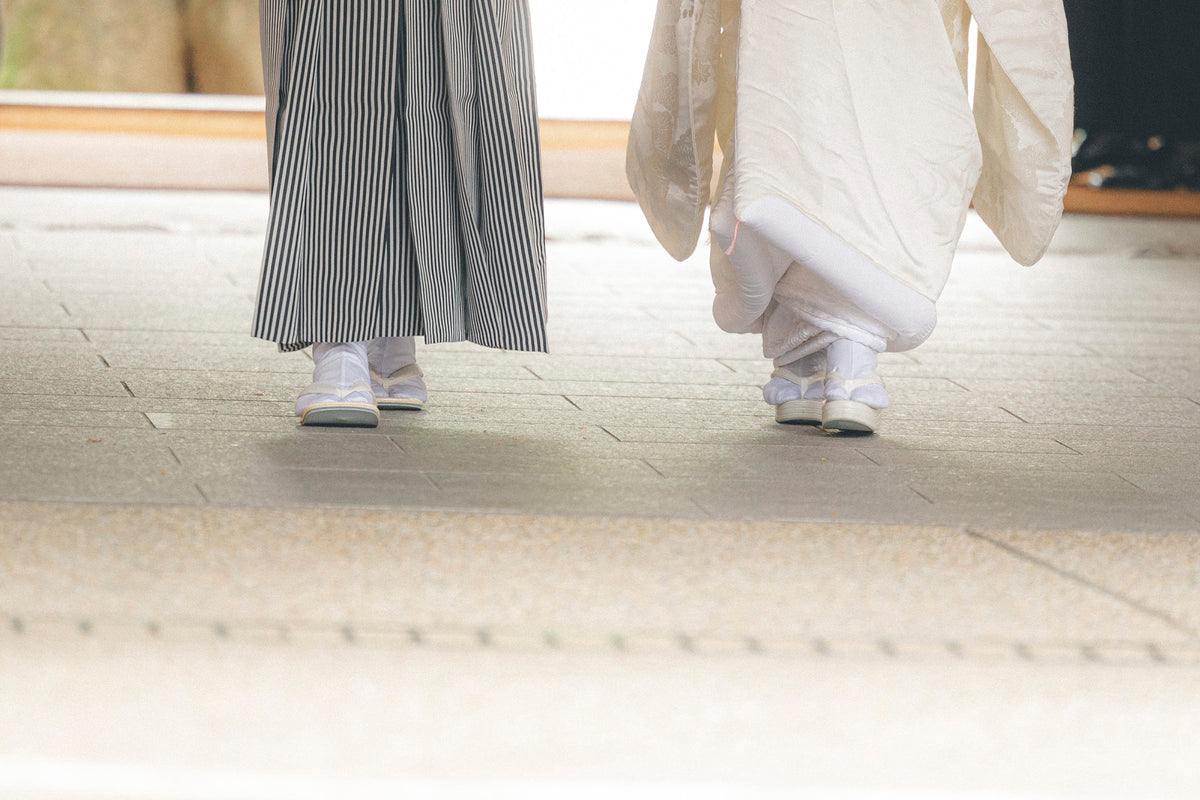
[
  {"left": 821, "top": 373, "right": 885, "bottom": 433},
  {"left": 296, "top": 381, "right": 379, "bottom": 427},
  {"left": 820, "top": 338, "right": 889, "bottom": 434},
  {"left": 371, "top": 363, "right": 427, "bottom": 411},
  {"left": 764, "top": 359, "right": 827, "bottom": 425},
  {"left": 769, "top": 367, "right": 825, "bottom": 425},
  {"left": 296, "top": 342, "right": 380, "bottom": 428}
]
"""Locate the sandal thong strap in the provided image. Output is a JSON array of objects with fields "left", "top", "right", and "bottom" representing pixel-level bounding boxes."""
[
  {"left": 371, "top": 364, "right": 424, "bottom": 390},
  {"left": 301, "top": 380, "right": 374, "bottom": 400},
  {"left": 772, "top": 366, "right": 826, "bottom": 391},
  {"left": 825, "top": 371, "right": 884, "bottom": 393}
]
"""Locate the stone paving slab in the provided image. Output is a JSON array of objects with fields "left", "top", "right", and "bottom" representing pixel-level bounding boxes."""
[
  {"left": 387, "top": 420, "right": 621, "bottom": 449},
  {"left": 90, "top": 343, "right": 305, "bottom": 372},
  {"left": 77, "top": 329, "right": 268, "bottom": 346},
  {"left": 141, "top": 411, "right": 299, "bottom": 433},
  {"left": 984, "top": 529, "right": 1200, "bottom": 637},
  {"left": 427, "top": 377, "right": 765, "bottom": 400},
  {"left": 1119, "top": 473, "right": 1200, "bottom": 521},
  {"left": 2, "top": 504, "right": 1192, "bottom": 643},
  {"left": 121, "top": 369, "right": 318, "bottom": 401},
  {"left": 0, "top": 325, "right": 88, "bottom": 343},
  {"left": 2, "top": 181, "right": 1190, "bottom": 534},
  {"left": 2, "top": 373, "right": 131, "bottom": 398},
  {"left": 196, "top": 468, "right": 446, "bottom": 509},
  {"left": 3, "top": 501, "right": 1200, "bottom": 797},
  {"left": 0, "top": 408, "right": 154, "bottom": 430},
  {"left": 170, "top": 436, "right": 658, "bottom": 482},
  {"left": 857, "top": 434, "right": 1079, "bottom": 455},
  {"left": 3, "top": 394, "right": 141, "bottom": 412},
  {"left": 164, "top": 429, "right": 411, "bottom": 472},
  {"left": 0, "top": 433, "right": 194, "bottom": 504},
  {"left": 887, "top": 353, "right": 1154, "bottom": 380}
]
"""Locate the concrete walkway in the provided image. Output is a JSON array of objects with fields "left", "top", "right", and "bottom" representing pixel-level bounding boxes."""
[{"left": 2, "top": 186, "right": 1199, "bottom": 798}]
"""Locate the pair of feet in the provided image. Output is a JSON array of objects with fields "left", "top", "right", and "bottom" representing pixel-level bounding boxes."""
[
  {"left": 295, "top": 336, "right": 887, "bottom": 433},
  {"left": 762, "top": 338, "right": 889, "bottom": 433},
  {"left": 296, "top": 338, "right": 427, "bottom": 428}
]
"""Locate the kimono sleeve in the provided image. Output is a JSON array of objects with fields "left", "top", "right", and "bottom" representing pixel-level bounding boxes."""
[
  {"left": 626, "top": 0, "right": 724, "bottom": 262},
  {"left": 968, "top": 0, "right": 1075, "bottom": 266}
]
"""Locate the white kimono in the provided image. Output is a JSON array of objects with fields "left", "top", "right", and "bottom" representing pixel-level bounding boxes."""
[{"left": 628, "top": 0, "right": 1075, "bottom": 362}]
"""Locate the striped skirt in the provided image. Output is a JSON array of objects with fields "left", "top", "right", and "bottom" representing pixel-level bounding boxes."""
[{"left": 253, "top": 0, "right": 548, "bottom": 353}]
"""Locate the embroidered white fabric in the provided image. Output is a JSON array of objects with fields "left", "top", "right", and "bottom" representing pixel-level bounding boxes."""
[
  {"left": 628, "top": 0, "right": 1074, "bottom": 357},
  {"left": 711, "top": 186, "right": 938, "bottom": 361}
]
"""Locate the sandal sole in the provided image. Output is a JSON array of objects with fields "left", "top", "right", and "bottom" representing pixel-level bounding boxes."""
[
  {"left": 822, "top": 400, "right": 880, "bottom": 433},
  {"left": 775, "top": 399, "right": 824, "bottom": 426},
  {"left": 299, "top": 403, "right": 380, "bottom": 428},
  {"left": 376, "top": 397, "right": 425, "bottom": 411}
]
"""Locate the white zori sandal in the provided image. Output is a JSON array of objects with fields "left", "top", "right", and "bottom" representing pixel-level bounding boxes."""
[
  {"left": 763, "top": 350, "right": 826, "bottom": 426},
  {"left": 821, "top": 339, "right": 889, "bottom": 434},
  {"left": 296, "top": 342, "right": 380, "bottom": 428},
  {"left": 366, "top": 336, "right": 427, "bottom": 411}
]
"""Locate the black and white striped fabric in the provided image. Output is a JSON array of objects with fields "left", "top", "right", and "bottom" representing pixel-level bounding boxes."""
[{"left": 254, "top": 0, "right": 547, "bottom": 353}]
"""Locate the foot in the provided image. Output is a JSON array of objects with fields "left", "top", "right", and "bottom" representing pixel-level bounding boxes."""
[
  {"left": 821, "top": 338, "right": 888, "bottom": 434},
  {"left": 764, "top": 351, "right": 826, "bottom": 425},
  {"left": 296, "top": 342, "right": 379, "bottom": 427},
  {"left": 371, "top": 364, "right": 427, "bottom": 410},
  {"left": 367, "top": 337, "right": 427, "bottom": 411}
]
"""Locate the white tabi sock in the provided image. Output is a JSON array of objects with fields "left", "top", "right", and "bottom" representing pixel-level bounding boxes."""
[
  {"left": 366, "top": 336, "right": 427, "bottom": 407},
  {"left": 763, "top": 350, "right": 827, "bottom": 405},
  {"left": 295, "top": 342, "right": 375, "bottom": 416},
  {"left": 366, "top": 336, "right": 417, "bottom": 377},
  {"left": 823, "top": 339, "right": 889, "bottom": 410},
  {"left": 312, "top": 342, "right": 371, "bottom": 385}
]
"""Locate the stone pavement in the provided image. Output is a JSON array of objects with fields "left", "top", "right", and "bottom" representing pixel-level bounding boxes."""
[{"left": 1, "top": 185, "right": 1199, "bottom": 798}]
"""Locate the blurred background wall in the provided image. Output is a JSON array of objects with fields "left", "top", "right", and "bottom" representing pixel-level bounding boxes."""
[
  {"left": 0, "top": 1, "right": 1196, "bottom": 206},
  {"left": 0, "top": 0, "right": 263, "bottom": 95},
  {"left": 0, "top": 0, "right": 655, "bottom": 119}
]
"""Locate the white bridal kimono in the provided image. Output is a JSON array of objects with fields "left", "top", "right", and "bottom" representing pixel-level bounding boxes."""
[{"left": 628, "top": 0, "right": 1075, "bottom": 362}]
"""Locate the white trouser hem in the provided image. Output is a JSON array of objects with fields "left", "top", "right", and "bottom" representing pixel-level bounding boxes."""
[{"left": 710, "top": 194, "right": 939, "bottom": 359}]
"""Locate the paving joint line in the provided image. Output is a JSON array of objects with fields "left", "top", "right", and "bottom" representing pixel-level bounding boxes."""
[
  {"left": 909, "top": 487, "right": 935, "bottom": 505},
  {"left": 3, "top": 612, "right": 1199, "bottom": 666},
  {"left": 1053, "top": 439, "right": 1084, "bottom": 456},
  {"left": 599, "top": 426, "right": 622, "bottom": 442},
  {"left": 856, "top": 450, "right": 881, "bottom": 466},
  {"left": 641, "top": 459, "right": 666, "bottom": 478},
  {"left": 1116, "top": 474, "right": 1146, "bottom": 490},
  {"left": 964, "top": 527, "right": 1200, "bottom": 642},
  {"left": 998, "top": 407, "right": 1032, "bottom": 424}
]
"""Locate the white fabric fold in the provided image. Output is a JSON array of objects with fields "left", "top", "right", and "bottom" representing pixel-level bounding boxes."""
[{"left": 628, "top": 0, "right": 1074, "bottom": 355}]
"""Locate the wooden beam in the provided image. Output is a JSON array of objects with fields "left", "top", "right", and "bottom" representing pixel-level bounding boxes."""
[
  {"left": 0, "top": 103, "right": 264, "bottom": 139},
  {"left": 1063, "top": 185, "right": 1200, "bottom": 219},
  {"left": 0, "top": 93, "right": 633, "bottom": 152}
]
